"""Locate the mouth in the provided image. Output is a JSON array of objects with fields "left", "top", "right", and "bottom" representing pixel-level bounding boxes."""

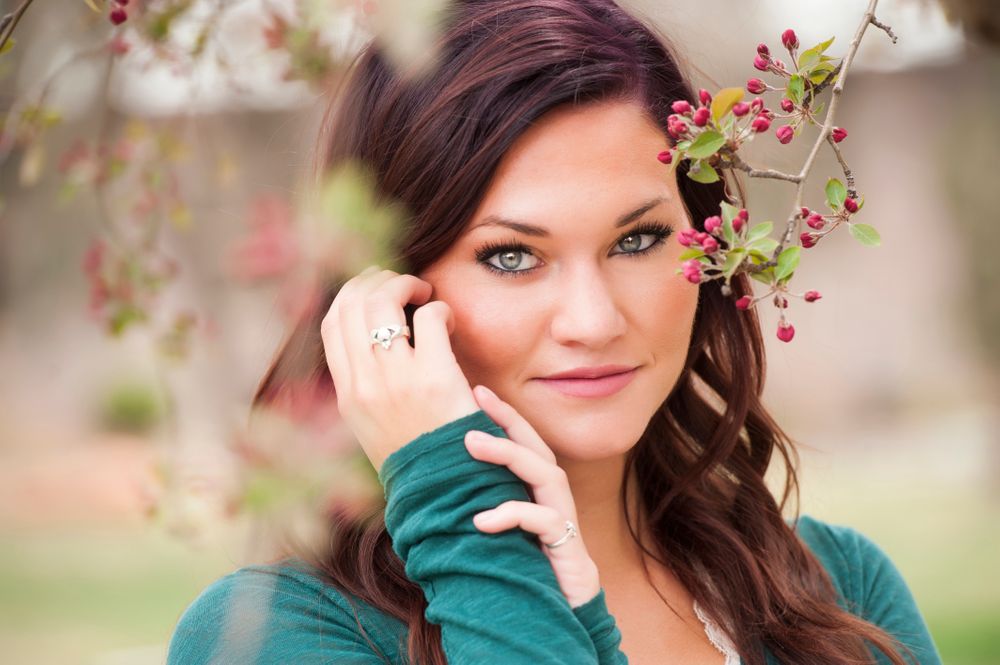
[{"left": 533, "top": 367, "right": 638, "bottom": 398}]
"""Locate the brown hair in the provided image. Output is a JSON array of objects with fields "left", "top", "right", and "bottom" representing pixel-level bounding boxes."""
[{"left": 253, "top": 1, "right": 910, "bottom": 663}]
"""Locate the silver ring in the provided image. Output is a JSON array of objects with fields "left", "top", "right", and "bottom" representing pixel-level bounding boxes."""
[
  {"left": 369, "top": 324, "right": 411, "bottom": 350},
  {"left": 543, "top": 520, "right": 578, "bottom": 549}
]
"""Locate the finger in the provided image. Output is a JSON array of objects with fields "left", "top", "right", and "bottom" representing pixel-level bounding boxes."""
[
  {"left": 465, "top": 430, "right": 575, "bottom": 519},
  {"left": 320, "top": 284, "right": 355, "bottom": 398},
  {"left": 337, "top": 268, "right": 401, "bottom": 386},
  {"left": 471, "top": 385, "right": 556, "bottom": 463},
  {"left": 473, "top": 500, "right": 579, "bottom": 550},
  {"left": 465, "top": 430, "right": 565, "bottom": 490},
  {"left": 411, "top": 299, "right": 458, "bottom": 366},
  {"left": 365, "top": 274, "right": 434, "bottom": 361}
]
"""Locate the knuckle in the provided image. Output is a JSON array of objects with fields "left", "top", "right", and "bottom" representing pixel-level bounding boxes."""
[{"left": 546, "top": 464, "right": 569, "bottom": 486}]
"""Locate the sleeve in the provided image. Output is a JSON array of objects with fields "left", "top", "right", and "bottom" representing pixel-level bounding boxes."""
[
  {"left": 166, "top": 566, "right": 390, "bottom": 665},
  {"left": 572, "top": 589, "right": 630, "bottom": 665},
  {"left": 379, "top": 408, "right": 628, "bottom": 664},
  {"left": 801, "top": 516, "right": 943, "bottom": 665}
]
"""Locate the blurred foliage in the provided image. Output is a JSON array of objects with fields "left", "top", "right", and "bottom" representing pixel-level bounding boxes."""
[{"left": 94, "top": 379, "right": 166, "bottom": 435}]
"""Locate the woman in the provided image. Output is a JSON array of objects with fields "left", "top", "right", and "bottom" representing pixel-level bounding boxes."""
[{"left": 168, "top": 1, "right": 941, "bottom": 663}]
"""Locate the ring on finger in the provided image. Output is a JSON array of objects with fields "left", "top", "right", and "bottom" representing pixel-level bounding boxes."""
[
  {"left": 543, "top": 520, "right": 578, "bottom": 549},
  {"left": 369, "top": 323, "right": 411, "bottom": 350}
]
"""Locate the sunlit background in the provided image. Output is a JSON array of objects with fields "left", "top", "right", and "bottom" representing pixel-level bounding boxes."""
[{"left": 1, "top": 0, "right": 997, "bottom": 663}]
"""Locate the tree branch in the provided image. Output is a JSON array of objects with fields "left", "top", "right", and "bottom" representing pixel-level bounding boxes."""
[
  {"left": 777, "top": 0, "right": 890, "bottom": 250},
  {"left": 0, "top": 0, "right": 36, "bottom": 55},
  {"left": 726, "top": 151, "right": 803, "bottom": 184}
]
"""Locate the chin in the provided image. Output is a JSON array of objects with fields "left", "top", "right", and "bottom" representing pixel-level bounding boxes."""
[{"left": 535, "top": 415, "right": 647, "bottom": 463}]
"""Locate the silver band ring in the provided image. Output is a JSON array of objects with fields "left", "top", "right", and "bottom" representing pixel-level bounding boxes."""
[
  {"left": 370, "top": 324, "right": 411, "bottom": 350},
  {"left": 543, "top": 520, "right": 578, "bottom": 549}
]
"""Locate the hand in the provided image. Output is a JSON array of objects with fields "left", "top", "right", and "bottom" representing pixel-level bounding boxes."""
[
  {"left": 463, "top": 384, "right": 602, "bottom": 609},
  {"left": 320, "top": 264, "right": 480, "bottom": 472}
]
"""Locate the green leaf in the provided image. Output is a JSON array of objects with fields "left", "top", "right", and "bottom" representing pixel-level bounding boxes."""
[
  {"left": 808, "top": 62, "right": 836, "bottom": 85},
  {"left": 676, "top": 139, "right": 692, "bottom": 151},
  {"left": 848, "top": 223, "right": 881, "bottom": 246},
  {"left": 745, "top": 221, "right": 773, "bottom": 244},
  {"left": 686, "top": 130, "right": 726, "bottom": 160},
  {"left": 0, "top": 38, "right": 15, "bottom": 55},
  {"left": 678, "top": 248, "right": 706, "bottom": 260},
  {"left": 825, "top": 177, "right": 847, "bottom": 210},
  {"left": 750, "top": 271, "right": 774, "bottom": 285},
  {"left": 747, "top": 237, "right": 779, "bottom": 255},
  {"left": 710, "top": 87, "right": 745, "bottom": 124},
  {"left": 720, "top": 249, "right": 746, "bottom": 278},
  {"left": 798, "top": 37, "right": 835, "bottom": 72},
  {"left": 774, "top": 246, "right": 801, "bottom": 282},
  {"left": 747, "top": 248, "right": 772, "bottom": 263},
  {"left": 787, "top": 75, "right": 805, "bottom": 106},
  {"left": 686, "top": 161, "right": 719, "bottom": 184},
  {"left": 719, "top": 201, "right": 739, "bottom": 248}
]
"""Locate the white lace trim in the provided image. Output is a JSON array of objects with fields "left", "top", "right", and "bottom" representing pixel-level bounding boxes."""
[{"left": 693, "top": 600, "right": 741, "bottom": 665}]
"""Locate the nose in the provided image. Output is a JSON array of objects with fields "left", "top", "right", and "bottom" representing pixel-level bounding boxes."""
[{"left": 548, "top": 263, "right": 627, "bottom": 349}]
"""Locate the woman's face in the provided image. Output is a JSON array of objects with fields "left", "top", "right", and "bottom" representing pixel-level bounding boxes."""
[{"left": 417, "top": 100, "right": 700, "bottom": 463}]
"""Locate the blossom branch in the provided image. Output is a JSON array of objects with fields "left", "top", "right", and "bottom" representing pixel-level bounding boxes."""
[
  {"left": 777, "top": 0, "right": 888, "bottom": 249},
  {"left": 726, "top": 151, "right": 803, "bottom": 184},
  {"left": 826, "top": 134, "right": 856, "bottom": 199}
]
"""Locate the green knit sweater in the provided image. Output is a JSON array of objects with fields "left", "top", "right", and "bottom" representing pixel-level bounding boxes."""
[{"left": 167, "top": 409, "right": 942, "bottom": 664}]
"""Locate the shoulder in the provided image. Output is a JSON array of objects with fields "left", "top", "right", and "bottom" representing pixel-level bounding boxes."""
[
  {"left": 167, "top": 557, "right": 406, "bottom": 664},
  {"left": 789, "top": 514, "right": 909, "bottom": 617}
]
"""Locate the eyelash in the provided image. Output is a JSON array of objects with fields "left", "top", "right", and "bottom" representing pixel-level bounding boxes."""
[{"left": 473, "top": 221, "right": 675, "bottom": 278}]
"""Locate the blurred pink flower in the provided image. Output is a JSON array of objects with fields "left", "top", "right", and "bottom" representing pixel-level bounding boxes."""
[{"left": 227, "top": 194, "right": 300, "bottom": 282}]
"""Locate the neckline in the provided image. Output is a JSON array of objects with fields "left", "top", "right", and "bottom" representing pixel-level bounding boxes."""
[{"left": 693, "top": 600, "right": 741, "bottom": 665}]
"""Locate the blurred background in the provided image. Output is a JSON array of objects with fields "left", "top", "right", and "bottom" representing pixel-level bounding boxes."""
[{"left": 0, "top": 0, "right": 997, "bottom": 663}]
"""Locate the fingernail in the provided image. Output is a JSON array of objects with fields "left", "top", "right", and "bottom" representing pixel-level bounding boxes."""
[
  {"left": 465, "top": 430, "right": 488, "bottom": 444},
  {"left": 476, "top": 385, "right": 497, "bottom": 400},
  {"left": 473, "top": 511, "right": 495, "bottom": 526}
]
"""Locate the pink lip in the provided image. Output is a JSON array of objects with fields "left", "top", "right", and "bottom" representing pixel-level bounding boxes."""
[{"left": 534, "top": 367, "right": 638, "bottom": 398}]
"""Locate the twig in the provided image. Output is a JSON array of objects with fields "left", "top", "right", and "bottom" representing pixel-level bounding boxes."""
[
  {"left": 826, "top": 135, "right": 856, "bottom": 199},
  {"left": 727, "top": 151, "right": 803, "bottom": 184},
  {"left": 870, "top": 17, "right": 898, "bottom": 43},
  {"left": 0, "top": 0, "right": 36, "bottom": 54}
]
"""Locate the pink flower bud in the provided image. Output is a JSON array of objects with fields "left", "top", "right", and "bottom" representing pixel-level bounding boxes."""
[
  {"left": 800, "top": 232, "right": 817, "bottom": 248},
  {"left": 806, "top": 213, "right": 825, "bottom": 230},
  {"left": 776, "top": 322, "right": 795, "bottom": 342},
  {"left": 804, "top": 290, "right": 822, "bottom": 302},
  {"left": 750, "top": 98, "right": 764, "bottom": 114},
  {"left": 732, "top": 217, "right": 745, "bottom": 233},
  {"left": 844, "top": 197, "right": 859, "bottom": 213},
  {"left": 781, "top": 29, "right": 799, "bottom": 51},
  {"left": 678, "top": 228, "right": 697, "bottom": 247},
  {"left": 109, "top": 7, "right": 128, "bottom": 24},
  {"left": 747, "top": 78, "right": 767, "bottom": 94},
  {"left": 757, "top": 43, "right": 770, "bottom": 57},
  {"left": 753, "top": 55, "right": 770, "bottom": 72},
  {"left": 682, "top": 259, "right": 702, "bottom": 284},
  {"left": 702, "top": 236, "right": 719, "bottom": 254},
  {"left": 695, "top": 232, "right": 710, "bottom": 245},
  {"left": 693, "top": 107, "right": 710, "bottom": 127},
  {"left": 732, "top": 102, "right": 750, "bottom": 117},
  {"left": 780, "top": 98, "right": 794, "bottom": 113},
  {"left": 699, "top": 89, "right": 712, "bottom": 106},
  {"left": 704, "top": 216, "right": 723, "bottom": 234},
  {"left": 773, "top": 58, "right": 786, "bottom": 70},
  {"left": 737, "top": 208, "right": 749, "bottom": 220},
  {"left": 776, "top": 125, "right": 794, "bottom": 144},
  {"left": 800, "top": 207, "right": 810, "bottom": 218},
  {"left": 657, "top": 150, "right": 673, "bottom": 164},
  {"left": 735, "top": 296, "right": 753, "bottom": 310},
  {"left": 831, "top": 127, "right": 848, "bottom": 143},
  {"left": 671, "top": 100, "right": 692, "bottom": 115},
  {"left": 751, "top": 115, "right": 771, "bottom": 133}
]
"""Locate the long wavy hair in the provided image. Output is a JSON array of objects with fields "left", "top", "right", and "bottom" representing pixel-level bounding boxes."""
[{"left": 253, "top": 1, "right": 910, "bottom": 663}]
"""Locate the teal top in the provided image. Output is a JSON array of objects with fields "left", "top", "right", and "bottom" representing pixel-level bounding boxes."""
[{"left": 167, "top": 409, "right": 942, "bottom": 664}]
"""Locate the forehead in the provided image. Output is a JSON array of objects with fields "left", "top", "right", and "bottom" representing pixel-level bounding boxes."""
[{"left": 470, "top": 100, "right": 676, "bottom": 226}]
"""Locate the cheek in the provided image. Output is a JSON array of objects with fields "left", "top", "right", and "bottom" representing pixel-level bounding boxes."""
[{"left": 441, "top": 285, "right": 536, "bottom": 386}]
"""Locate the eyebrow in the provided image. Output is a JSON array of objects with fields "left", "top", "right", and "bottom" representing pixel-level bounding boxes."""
[{"left": 469, "top": 196, "right": 668, "bottom": 238}]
